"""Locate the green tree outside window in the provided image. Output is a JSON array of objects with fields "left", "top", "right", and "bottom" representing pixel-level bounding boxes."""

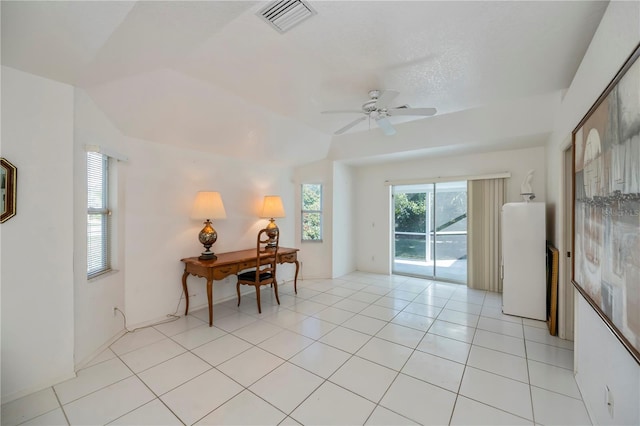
[{"left": 302, "top": 183, "right": 322, "bottom": 241}]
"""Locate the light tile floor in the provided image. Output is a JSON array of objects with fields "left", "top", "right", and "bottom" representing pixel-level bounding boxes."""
[{"left": 2, "top": 272, "right": 591, "bottom": 426}]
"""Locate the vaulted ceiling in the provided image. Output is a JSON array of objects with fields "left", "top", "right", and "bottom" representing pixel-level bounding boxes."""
[{"left": 1, "top": 1, "right": 608, "bottom": 166}]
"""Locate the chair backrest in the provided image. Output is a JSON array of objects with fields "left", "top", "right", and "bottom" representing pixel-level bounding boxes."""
[{"left": 255, "top": 228, "right": 279, "bottom": 281}]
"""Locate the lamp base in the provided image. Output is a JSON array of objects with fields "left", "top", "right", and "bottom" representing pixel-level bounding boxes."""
[
  {"left": 265, "top": 218, "right": 279, "bottom": 249},
  {"left": 198, "top": 220, "right": 218, "bottom": 261},
  {"left": 199, "top": 252, "right": 217, "bottom": 261}
]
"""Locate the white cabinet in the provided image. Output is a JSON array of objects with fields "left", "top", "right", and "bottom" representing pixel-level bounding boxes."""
[{"left": 501, "top": 202, "right": 546, "bottom": 321}]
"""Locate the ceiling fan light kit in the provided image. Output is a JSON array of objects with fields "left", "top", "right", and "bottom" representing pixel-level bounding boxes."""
[{"left": 322, "top": 89, "right": 437, "bottom": 136}]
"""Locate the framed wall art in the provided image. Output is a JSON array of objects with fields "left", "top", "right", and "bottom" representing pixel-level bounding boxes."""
[
  {"left": 573, "top": 43, "right": 640, "bottom": 364},
  {"left": 0, "top": 157, "right": 17, "bottom": 223}
]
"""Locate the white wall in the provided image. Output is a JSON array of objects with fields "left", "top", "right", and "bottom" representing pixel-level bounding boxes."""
[
  {"left": 332, "top": 162, "right": 356, "bottom": 277},
  {"left": 545, "top": 2, "right": 640, "bottom": 424},
  {"left": 0, "top": 66, "right": 299, "bottom": 401},
  {"left": 1, "top": 67, "right": 76, "bottom": 402},
  {"left": 575, "top": 297, "right": 640, "bottom": 425},
  {"left": 121, "top": 136, "right": 296, "bottom": 326},
  {"left": 354, "top": 146, "right": 546, "bottom": 274},
  {"left": 73, "top": 89, "right": 128, "bottom": 368}
]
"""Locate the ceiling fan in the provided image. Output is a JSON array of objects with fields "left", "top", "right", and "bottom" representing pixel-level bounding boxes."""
[{"left": 322, "top": 89, "right": 437, "bottom": 136}]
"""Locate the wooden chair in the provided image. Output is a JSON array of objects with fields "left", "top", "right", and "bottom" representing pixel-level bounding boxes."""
[{"left": 236, "top": 228, "right": 280, "bottom": 313}]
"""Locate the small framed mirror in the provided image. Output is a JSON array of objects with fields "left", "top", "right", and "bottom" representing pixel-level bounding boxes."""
[{"left": 1, "top": 157, "right": 17, "bottom": 223}]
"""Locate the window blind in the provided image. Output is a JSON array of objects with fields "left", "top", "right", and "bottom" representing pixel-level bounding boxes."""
[
  {"left": 467, "top": 178, "right": 506, "bottom": 291},
  {"left": 87, "top": 152, "right": 111, "bottom": 278}
]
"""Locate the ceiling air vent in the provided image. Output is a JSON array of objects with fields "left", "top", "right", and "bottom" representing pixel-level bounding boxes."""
[{"left": 258, "top": 0, "right": 316, "bottom": 33}]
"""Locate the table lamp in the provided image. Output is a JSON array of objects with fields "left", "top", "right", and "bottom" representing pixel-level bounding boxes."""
[
  {"left": 191, "top": 191, "right": 227, "bottom": 260},
  {"left": 260, "top": 195, "right": 285, "bottom": 248}
]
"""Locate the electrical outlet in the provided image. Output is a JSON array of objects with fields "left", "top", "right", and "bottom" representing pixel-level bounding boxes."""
[{"left": 605, "top": 385, "right": 614, "bottom": 418}]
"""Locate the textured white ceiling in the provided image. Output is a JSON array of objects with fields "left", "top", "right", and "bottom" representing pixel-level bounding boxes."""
[{"left": 1, "top": 1, "right": 608, "bottom": 165}]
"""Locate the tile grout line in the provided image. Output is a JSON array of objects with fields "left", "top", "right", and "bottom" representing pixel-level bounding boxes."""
[
  {"left": 110, "top": 345, "right": 186, "bottom": 425},
  {"left": 286, "top": 276, "right": 414, "bottom": 424},
  {"left": 361, "top": 284, "right": 434, "bottom": 425},
  {"left": 26, "top": 274, "right": 583, "bottom": 425},
  {"left": 51, "top": 387, "right": 71, "bottom": 426},
  {"left": 193, "top": 285, "right": 370, "bottom": 424},
  {"left": 448, "top": 304, "right": 481, "bottom": 426},
  {"left": 244, "top": 276, "right": 409, "bottom": 424},
  {"left": 523, "top": 318, "right": 537, "bottom": 425},
  {"left": 365, "top": 281, "right": 463, "bottom": 425},
  {"left": 292, "top": 280, "right": 564, "bottom": 417},
  {"left": 129, "top": 314, "right": 288, "bottom": 425}
]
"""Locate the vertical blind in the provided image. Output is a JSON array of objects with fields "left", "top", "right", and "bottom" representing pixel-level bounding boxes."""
[
  {"left": 467, "top": 178, "right": 506, "bottom": 292},
  {"left": 87, "top": 152, "right": 111, "bottom": 278}
]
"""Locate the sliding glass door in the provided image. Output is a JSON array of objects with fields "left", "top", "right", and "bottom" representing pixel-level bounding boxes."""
[{"left": 393, "top": 181, "right": 468, "bottom": 283}]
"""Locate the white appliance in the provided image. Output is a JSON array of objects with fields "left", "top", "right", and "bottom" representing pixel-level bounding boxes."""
[{"left": 501, "top": 202, "right": 546, "bottom": 320}]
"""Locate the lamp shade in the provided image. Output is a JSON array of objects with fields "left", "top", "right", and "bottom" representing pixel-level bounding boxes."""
[
  {"left": 191, "top": 191, "right": 227, "bottom": 220},
  {"left": 260, "top": 195, "right": 285, "bottom": 218}
]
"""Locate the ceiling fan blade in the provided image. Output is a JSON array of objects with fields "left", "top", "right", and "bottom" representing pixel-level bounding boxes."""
[
  {"left": 375, "top": 117, "right": 396, "bottom": 136},
  {"left": 387, "top": 107, "right": 437, "bottom": 116},
  {"left": 375, "top": 90, "right": 399, "bottom": 109},
  {"left": 321, "top": 110, "right": 363, "bottom": 114},
  {"left": 335, "top": 116, "right": 366, "bottom": 134}
]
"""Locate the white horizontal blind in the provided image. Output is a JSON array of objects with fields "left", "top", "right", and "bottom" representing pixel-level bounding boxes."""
[{"left": 87, "top": 152, "right": 111, "bottom": 278}]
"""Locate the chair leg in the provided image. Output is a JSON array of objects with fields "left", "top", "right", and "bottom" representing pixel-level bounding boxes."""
[
  {"left": 255, "top": 285, "right": 262, "bottom": 314},
  {"left": 236, "top": 281, "right": 241, "bottom": 307},
  {"left": 273, "top": 280, "right": 281, "bottom": 306}
]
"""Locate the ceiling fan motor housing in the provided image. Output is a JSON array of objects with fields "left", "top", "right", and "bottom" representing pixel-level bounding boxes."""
[
  {"left": 322, "top": 89, "right": 436, "bottom": 135},
  {"left": 362, "top": 100, "right": 378, "bottom": 113}
]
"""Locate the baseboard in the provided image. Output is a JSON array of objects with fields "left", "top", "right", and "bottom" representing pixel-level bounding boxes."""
[
  {"left": 74, "top": 329, "right": 128, "bottom": 371},
  {"left": 574, "top": 371, "right": 596, "bottom": 425},
  {"left": 188, "top": 278, "right": 297, "bottom": 308},
  {"left": 3, "top": 276, "right": 303, "bottom": 405},
  {"left": 1, "top": 371, "right": 77, "bottom": 405},
  {"left": 75, "top": 278, "right": 300, "bottom": 362}
]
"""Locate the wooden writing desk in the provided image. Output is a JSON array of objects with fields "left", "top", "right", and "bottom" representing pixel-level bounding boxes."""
[{"left": 181, "top": 247, "right": 299, "bottom": 326}]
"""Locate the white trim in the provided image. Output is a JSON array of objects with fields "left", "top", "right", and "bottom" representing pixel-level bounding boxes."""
[
  {"left": 74, "top": 329, "right": 127, "bottom": 371},
  {"left": 84, "top": 144, "right": 128, "bottom": 162},
  {"left": 1, "top": 371, "right": 77, "bottom": 405},
  {"left": 384, "top": 172, "right": 511, "bottom": 186}
]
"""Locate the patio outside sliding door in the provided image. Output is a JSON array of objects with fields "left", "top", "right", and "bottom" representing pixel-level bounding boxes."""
[{"left": 392, "top": 181, "right": 468, "bottom": 283}]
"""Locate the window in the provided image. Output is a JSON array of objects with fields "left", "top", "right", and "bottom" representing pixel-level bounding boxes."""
[
  {"left": 301, "top": 183, "right": 322, "bottom": 241},
  {"left": 87, "top": 152, "right": 111, "bottom": 278},
  {"left": 392, "top": 181, "right": 468, "bottom": 283}
]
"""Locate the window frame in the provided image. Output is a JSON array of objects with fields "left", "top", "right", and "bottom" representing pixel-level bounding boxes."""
[
  {"left": 301, "top": 183, "right": 323, "bottom": 242},
  {"left": 87, "top": 151, "right": 112, "bottom": 279}
]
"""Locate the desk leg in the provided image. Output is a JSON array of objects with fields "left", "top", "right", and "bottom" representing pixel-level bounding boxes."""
[
  {"left": 182, "top": 271, "right": 190, "bottom": 316},
  {"left": 294, "top": 260, "right": 300, "bottom": 294},
  {"left": 207, "top": 279, "right": 213, "bottom": 327}
]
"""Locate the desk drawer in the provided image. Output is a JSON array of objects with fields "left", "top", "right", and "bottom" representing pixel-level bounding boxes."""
[
  {"left": 279, "top": 253, "right": 297, "bottom": 263},
  {"left": 237, "top": 261, "right": 256, "bottom": 271},
  {"left": 213, "top": 265, "right": 238, "bottom": 280}
]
